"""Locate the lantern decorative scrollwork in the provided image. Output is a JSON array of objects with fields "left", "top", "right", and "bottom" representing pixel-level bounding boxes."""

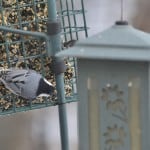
[{"left": 101, "top": 84, "right": 128, "bottom": 123}]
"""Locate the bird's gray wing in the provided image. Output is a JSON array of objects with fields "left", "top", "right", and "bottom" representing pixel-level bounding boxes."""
[
  {"left": 0, "top": 68, "right": 34, "bottom": 96},
  {"left": 0, "top": 77, "right": 22, "bottom": 95},
  {"left": 5, "top": 68, "right": 31, "bottom": 83}
]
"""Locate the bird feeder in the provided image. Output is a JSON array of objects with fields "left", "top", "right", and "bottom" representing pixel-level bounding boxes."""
[{"left": 56, "top": 21, "right": 150, "bottom": 150}]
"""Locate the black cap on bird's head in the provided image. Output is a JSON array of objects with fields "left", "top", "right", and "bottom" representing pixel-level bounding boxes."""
[{"left": 36, "top": 78, "right": 55, "bottom": 97}]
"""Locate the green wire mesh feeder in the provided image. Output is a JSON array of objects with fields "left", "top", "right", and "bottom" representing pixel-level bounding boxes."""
[{"left": 0, "top": 0, "right": 88, "bottom": 115}]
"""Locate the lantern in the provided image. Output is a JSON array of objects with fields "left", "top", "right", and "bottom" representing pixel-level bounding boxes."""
[{"left": 57, "top": 21, "right": 150, "bottom": 150}]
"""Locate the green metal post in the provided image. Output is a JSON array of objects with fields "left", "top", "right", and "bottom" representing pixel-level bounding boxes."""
[
  {"left": 81, "top": 0, "right": 88, "bottom": 37},
  {"left": 47, "top": 1, "right": 69, "bottom": 150}
]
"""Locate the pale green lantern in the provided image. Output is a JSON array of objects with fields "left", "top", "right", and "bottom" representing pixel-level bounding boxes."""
[{"left": 57, "top": 21, "right": 150, "bottom": 150}]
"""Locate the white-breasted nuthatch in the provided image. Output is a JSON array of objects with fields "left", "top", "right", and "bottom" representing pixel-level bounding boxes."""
[{"left": 0, "top": 68, "right": 55, "bottom": 100}]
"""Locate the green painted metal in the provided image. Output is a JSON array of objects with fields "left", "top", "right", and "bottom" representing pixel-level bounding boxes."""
[
  {"left": 0, "top": 26, "right": 49, "bottom": 38},
  {"left": 56, "top": 23, "right": 150, "bottom": 61},
  {"left": 0, "top": 1, "right": 88, "bottom": 150},
  {"left": 47, "top": 0, "right": 69, "bottom": 150},
  {"left": 57, "top": 22, "right": 150, "bottom": 150},
  {"left": 81, "top": 0, "right": 88, "bottom": 37},
  {"left": 77, "top": 59, "right": 149, "bottom": 150},
  {"left": 0, "top": 0, "right": 88, "bottom": 115}
]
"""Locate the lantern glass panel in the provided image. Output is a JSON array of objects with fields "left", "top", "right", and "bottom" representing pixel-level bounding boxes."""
[
  {"left": 87, "top": 77, "right": 100, "bottom": 150},
  {"left": 78, "top": 59, "right": 148, "bottom": 150},
  {"left": 128, "top": 77, "right": 141, "bottom": 150}
]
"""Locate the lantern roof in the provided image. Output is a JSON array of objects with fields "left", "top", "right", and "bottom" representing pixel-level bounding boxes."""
[{"left": 57, "top": 21, "right": 150, "bottom": 61}]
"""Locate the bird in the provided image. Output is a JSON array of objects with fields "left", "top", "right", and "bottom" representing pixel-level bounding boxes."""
[
  {"left": 0, "top": 68, "right": 55, "bottom": 100},
  {"left": 62, "top": 39, "right": 76, "bottom": 49}
]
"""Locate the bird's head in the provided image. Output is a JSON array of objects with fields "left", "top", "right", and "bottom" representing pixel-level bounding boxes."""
[{"left": 36, "top": 78, "right": 55, "bottom": 97}]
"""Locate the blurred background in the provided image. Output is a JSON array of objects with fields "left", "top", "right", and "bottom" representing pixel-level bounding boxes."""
[{"left": 0, "top": 0, "right": 150, "bottom": 150}]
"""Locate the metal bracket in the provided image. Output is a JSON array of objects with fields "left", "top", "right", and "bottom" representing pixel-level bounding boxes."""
[
  {"left": 47, "top": 19, "right": 61, "bottom": 35},
  {"left": 51, "top": 58, "right": 67, "bottom": 75}
]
